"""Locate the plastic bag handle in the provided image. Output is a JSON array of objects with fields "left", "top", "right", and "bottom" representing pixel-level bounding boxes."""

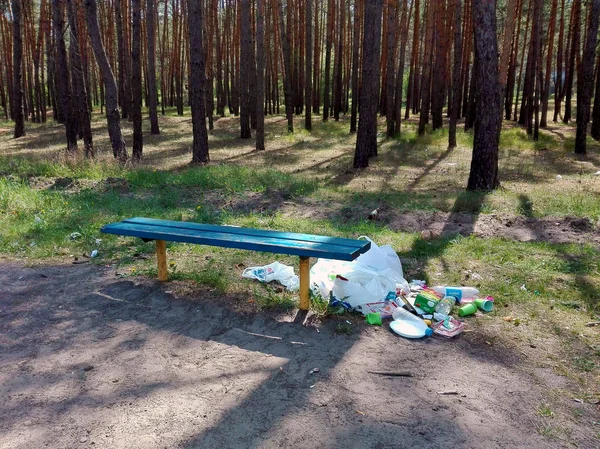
[{"left": 358, "top": 236, "right": 373, "bottom": 242}]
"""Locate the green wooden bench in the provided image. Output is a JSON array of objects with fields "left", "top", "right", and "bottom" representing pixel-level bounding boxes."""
[{"left": 101, "top": 217, "right": 371, "bottom": 310}]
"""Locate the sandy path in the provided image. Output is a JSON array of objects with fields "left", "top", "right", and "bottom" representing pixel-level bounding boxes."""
[{"left": 0, "top": 262, "right": 594, "bottom": 449}]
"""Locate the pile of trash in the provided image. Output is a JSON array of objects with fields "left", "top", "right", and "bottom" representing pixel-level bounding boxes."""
[
  {"left": 308, "top": 238, "right": 491, "bottom": 338},
  {"left": 242, "top": 236, "right": 494, "bottom": 339}
]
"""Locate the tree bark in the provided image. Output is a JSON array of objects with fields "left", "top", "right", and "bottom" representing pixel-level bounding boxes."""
[
  {"left": 67, "top": 0, "right": 93, "bottom": 157},
  {"left": 256, "top": 0, "right": 266, "bottom": 149},
  {"left": 278, "top": 0, "right": 294, "bottom": 132},
  {"left": 188, "top": 0, "right": 209, "bottom": 163},
  {"left": 350, "top": 0, "right": 361, "bottom": 132},
  {"left": 84, "top": 0, "right": 127, "bottom": 161},
  {"left": 130, "top": 0, "right": 142, "bottom": 159},
  {"left": 393, "top": 0, "right": 410, "bottom": 136},
  {"left": 240, "top": 0, "right": 252, "bottom": 138},
  {"left": 305, "top": 0, "right": 313, "bottom": 130},
  {"left": 554, "top": 0, "right": 565, "bottom": 122},
  {"left": 564, "top": 0, "right": 581, "bottom": 123},
  {"left": 384, "top": 0, "right": 397, "bottom": 136},
  {"left": 146, "top": 0, "right": 160, "bottom": 134},
  {"left": 52, "top": 0, "right": 78, "bottom": 153},
  {"left": 418, "top": 0, "right": 435, "bottom": 135},
  {"left": 467, "top": 0, "right": 501, "bottom": 191},
  {"left": 333, "top": 0, "right": 344, "bottom": 120},
  {"left": 575, "top": 0, "right": 600, "bottom": 154},
  {"left": 323, "top": 0, "right": 334, "bottom": 121},
  {"left": 114, "top": 0, "right": 129, "bottom": 119},
  {"left": 12, "top": 0, "right": 25, "bottom": 137},
  {"left": 540, "top": 0, "right": 557, "bottom": 128},
  {"left": 353, "top": 0, "right": 383, "bottom": 168},
  {"left": 449, "top": 0, "right": 462, "bottom": 148}
]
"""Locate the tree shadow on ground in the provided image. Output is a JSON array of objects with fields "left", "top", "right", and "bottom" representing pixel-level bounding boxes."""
[{"left": 0, "top": 262, "right": 544, "bottom": 449}]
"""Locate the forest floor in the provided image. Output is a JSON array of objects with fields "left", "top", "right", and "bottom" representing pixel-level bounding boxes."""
[{"left": 0, "top": 111, "right": 599, "bottom": 448}]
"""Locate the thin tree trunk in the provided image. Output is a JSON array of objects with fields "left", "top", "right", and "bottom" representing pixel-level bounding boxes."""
[
  {"left": 418, "top": 0, "right": 435, "bottom": 135},
  {"left": 350, "top": 0, "right": 361, "bottom": 132},
  {"left": 353, "top": 0, "right": 383, "bottom": 168},
  {"left": 257, "top": 0, "right": 266, "bottom": 149},
  {"left": 384, "top": 0, "right": 397, "bottom": 136},
  {"left": 468, "top": 0, "right": 501, "bottom": 191},
  {"left": 305, "top": 0, "right": 312, "bottom": 130},
  {"left": 189, "top": 0, "right": 209, "bottom": 163},
  {"left": 146, "top": 0, "right": 160, "bottom": 134},
  {"left": 449, "top": 0, "right": 462, "bottom": 148},
  {"left": 393, "top": 0, "right": 410, "bottom": 136},
  {"left": 240, "top": 0, "right": 252, "bottom": 138},
  {"left": 67, "top": 0, "right": 93, "bottom": 157},
  {"left": 84, "top": 0, "right": 127, "bottom": 161},
  {"left": 131, "top": 0, "right": 143, "bottom": 159},
  {"left": 323, "top": 0, "right": 334, "bottom": 121},
  {"left": 333, "top": 0, "right": 344, "bottom": 120},
  {"left": 575, "top": 0, "right": 600, "bottom": 154},
  {"left": 564, "top": 0, "right": 581, "bottom": 123},
  {"left": 540, "top": 0, "right": 557, "bottom": 127},
  {"left": 554, "top": 0, "right": 565, "bottom": 122},
  {"left": 278, "top": 0, "right": 294, "bottom": 132},
  {"left": 405, "top": 0, "right": 420, "bottom": 120},
  {"left": 12, "top": 0, "right": 25, "bottom": 137},
  {"left": 52, "top": 0, "right": 78, "bottom": 153}
]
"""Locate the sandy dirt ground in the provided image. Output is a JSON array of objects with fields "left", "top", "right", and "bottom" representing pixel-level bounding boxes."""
[{"left": 1, "top": 261, "right": 598, "bottom": 449}]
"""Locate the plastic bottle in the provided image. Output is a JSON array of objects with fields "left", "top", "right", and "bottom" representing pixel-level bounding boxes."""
[
  {"left": 431, "top": 286, "right": 480, "bottom": 302},
  {"left": 434, "top": 295, "right": 456, "bottom": 317},
  {"left": 390, "top": 307, "right": 433, "bottom": 338}
]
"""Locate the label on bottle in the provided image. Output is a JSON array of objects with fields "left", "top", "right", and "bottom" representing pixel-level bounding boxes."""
[{"left": 445, "top": 287, "right": 462, "bottom": 301}]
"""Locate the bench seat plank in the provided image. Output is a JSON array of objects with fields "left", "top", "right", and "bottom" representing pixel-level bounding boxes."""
[
  {"left": 101, "top": 220, "right": 370, "bottom": 261},
  {"left": 120, "top": 217, "right": 366, "bottom": 250}
]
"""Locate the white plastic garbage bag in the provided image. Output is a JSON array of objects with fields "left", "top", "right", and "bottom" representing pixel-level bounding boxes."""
[
  {"left": 310, "top": 236, "right": 409, "bottom": 310},
  {"left": 242, "top": 261, "right": 300, "bottom": 292}
]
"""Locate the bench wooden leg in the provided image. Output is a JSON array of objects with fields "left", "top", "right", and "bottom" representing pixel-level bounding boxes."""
[
  {"left": 156, "top": 240, "right": 168, "bottom": 281},
  {"left": 299, "top": 256, "right": 310, "bottom": 311}
]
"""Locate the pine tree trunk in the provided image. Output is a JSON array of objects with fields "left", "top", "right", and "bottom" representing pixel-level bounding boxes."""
[
  {"left": 305, "top": 0, "right": 312, "bottom": 130},
  {"left": 52, "top": 0, "right": 78, "bottom": 153},
  {"left": 405, "top": 0, "right": 419, "bottom": 120},
  {"left": 278, "top": 0, "right": 294, "bottom": 132},
  {"left": 384, "top": 0, "right": 397, "bottom": 136},
  {"left": 564, "top": 0, "right": 581, "bottom": 123},
  {"left": 189, "top": 0, "right": 209, "bottom": 163},
  {"left": 449, "top": 0, "right": 462, "bottom": 148},
  {"left": 353, "top": 0, "right": 383, "bottom": 168},
  {"left": 146, "top": 0, "right": 160, "bottom": 134},
  {"left": 350, "top": 0, "right": 361, "bottom": 132},
  {"left": 591, "top": 50, "right": 600, "bottom": 139},
  {"left": 84, "top": 0, "right": 127, "bottom": 161},
  {"left": 575, "top": 0, "right": 600, "bottom": 154},
  {"left": 431, "top": 0, "right": 448, "bottom": 130},
  {"left": 323, "top": 0, "right": 334, "bottom": 121},
  {"left": 131, "top": 0, "right": 143, "bottom": 159},
  {"left": 256, "top": 0, "right": 266, "bottom": 149},
  {"left": 540, "top": 0, "right": 557, "bottom": 127},
  {"left": 115, "top": 0, "right": 129, "bottom": 119},
  {"left": 67, "top": 0, "right": 93, "bottom": 157},
  {"left": 554, "top": 0, "right": 565, "bottom": 122},
  {"left": 418, "top": 0, "right": 435, "bottom": 135},
  {"left": 468, "top": 0, "right": 501, "bottom": 191},
  {"left": 333, "top": 0, "right": 344, "bottom": 120},
  {"left": 240, "top": 0, "right": 252, "bottom": 138},
  {"left": 393, "top": 0, "right": 410, "bottom": 135},
  {"left": 12, "top": 0, "right": 25, "bottom": 137}
]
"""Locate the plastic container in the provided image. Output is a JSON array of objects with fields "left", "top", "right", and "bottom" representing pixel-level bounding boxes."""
[
  {"left": 435, "top": 296, "right": 456, "bottom": 317},
  {"left": 431, "top": 286, "right": 480, "bottom": 302},
  {"left": 458, "top": 303, "right": 478, "bottom": 317},
  {"left": 390, "top": 307, "right": 433, "bottom": 338}
]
